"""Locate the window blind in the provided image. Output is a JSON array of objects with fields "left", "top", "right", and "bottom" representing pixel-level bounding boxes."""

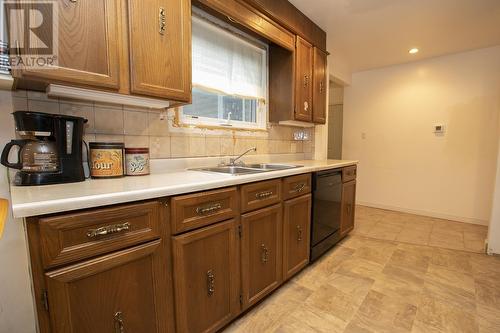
[{"left": 192, "top": 16, "right": 267, "bottom": 100}]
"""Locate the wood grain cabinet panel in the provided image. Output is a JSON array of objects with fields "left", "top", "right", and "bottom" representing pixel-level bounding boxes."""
[
  {"left": 282, "top": 173, "right": 311, "bottom": 200},
  {"left": 241, "top": 204, "right": 283, "bottom": 309},
  {"left": 342, "top": 165, "right": 357, "bottom": 183},
  {"left": 340, "top": 180, "right": 356, "bottom": 236},
  {"left": 171, "top": 187, "right": 239, "bottom": 234},
  {"left": 283, "top": 194, "right": 311, "bottom": 280},
  {"left": 294, "top": 36, "right": 313, "bottom": 122},
  {"left": 10, "top": 0, "right": 121, "bottom": 89},
  {"left": 39, "top": 201, "right": 161, "bottom": 269},
  {"left": 240, "top": 179, "right": 281, "bottom": 213},
  {"left": 197, "top": 0, "right": 295, "bottom": 51},
  {"left": 44, "top": 240, "right": 172, "bottom": 333},
  {"left": 172, "top": 219, "right": 240, "bottom": 333},
  {"left": 312, "top": 47, "right": 327, "bottom": 124},
  {"left": 128, "top": 0, "right": 192, "bottom": 101}
]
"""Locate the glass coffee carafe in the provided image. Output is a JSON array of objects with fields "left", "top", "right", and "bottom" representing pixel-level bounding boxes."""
[{"left": 1, "top": 138, "right": 60, "bottom": 173}]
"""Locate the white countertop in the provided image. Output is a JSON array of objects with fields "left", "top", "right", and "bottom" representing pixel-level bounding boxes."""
[{"left": 10, "top": 159, "right": 357, "bottom": 218}]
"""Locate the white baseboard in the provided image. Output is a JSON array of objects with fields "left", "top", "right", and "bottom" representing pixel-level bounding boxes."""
[{"left": 357, "top": 201, "right": 489, "bottom": 226}]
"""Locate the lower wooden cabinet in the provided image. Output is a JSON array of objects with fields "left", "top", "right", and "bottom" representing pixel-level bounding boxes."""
[
  {"left": 241, "top": 204, "right": 283, "bottom": 309},
  {"left": 340, "top": 180, "right": 356, "bottom": 236},
  {"left": 172, "top": 219, "right": 240, "bottom": 333},
  {"left": 44, "top": 240, "right": 171, "bottom": 333},
  {"left": 283, "top": 194, "right": 311, "bottom": 280}
]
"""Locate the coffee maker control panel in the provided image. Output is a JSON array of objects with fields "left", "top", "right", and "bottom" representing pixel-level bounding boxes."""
[{"left": 66, "top": 121, "right": 74, "bottom": 155}]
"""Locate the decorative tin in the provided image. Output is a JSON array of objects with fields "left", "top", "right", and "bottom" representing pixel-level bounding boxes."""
[
  {"left": 89, "top": 142, "right": 124, "bottom": 178},
  {"left": 125, "top": 148, "right": 150, "bottom": 176}
]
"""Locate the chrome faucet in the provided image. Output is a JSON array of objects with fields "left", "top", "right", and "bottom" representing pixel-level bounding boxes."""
[{"left": 227, "top": 147, "right": 257, "bottom": 166}]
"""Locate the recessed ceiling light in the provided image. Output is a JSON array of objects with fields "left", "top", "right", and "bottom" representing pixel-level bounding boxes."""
[{"left": 409, "top": 48, "right": 419, "bottom": 54}]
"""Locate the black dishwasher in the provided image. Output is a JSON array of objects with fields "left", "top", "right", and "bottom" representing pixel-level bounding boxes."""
[{"left": 310, "top": 170, "right": 343, "bottom": 262}]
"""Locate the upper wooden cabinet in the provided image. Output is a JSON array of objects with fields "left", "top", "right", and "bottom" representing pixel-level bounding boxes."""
[
  {"left": 44, "top": 240, "right": 173, "bottom": 333},
  {"left": 10, "top": 0, "right": 191, "bottom": 103},
  {"left": 128, "top": 0, "right": 191, "bottom": 101},
  {"left": 294, "top": 37, "right": 313, "bottom": 122},
  {"left": 10, "top": 0, "right": 121, "bottom": 90},
  {"left": 312, "top": 47, "right": 327, "bottom": 124}
]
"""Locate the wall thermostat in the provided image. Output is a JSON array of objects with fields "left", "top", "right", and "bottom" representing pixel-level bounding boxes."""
[{"left": 434, "top": 124, "right": 445, "bottom": 134}]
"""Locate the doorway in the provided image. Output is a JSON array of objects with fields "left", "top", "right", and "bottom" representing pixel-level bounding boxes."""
[{"left": 328, "top": 82, "right": 344, "bottom": 159}]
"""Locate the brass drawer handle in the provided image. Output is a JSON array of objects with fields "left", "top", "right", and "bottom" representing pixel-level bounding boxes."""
[
  {"left": 159, "top": 7, "right": 166, "bottom": 35},
  {"left": 261, "top": 244, "right": 269, "bottom": 263},
  {"left": 255, "top": 191, "right": 273, "bottom": 200},
  {"left": 196, "top": 202, "right": 223, "bottom": 215},
  {"left": 319, "top": 81, "right": 324, "bottom": 94},
  {"left": 207, "top": 270, "right": 215, "bottom": 296},
  {"left": 303, "top": 74, "right": 309, "bottom": 88},
  {"left": 297, "top": 225, "right": 303, "bottom": 241},
  {"left": 87, "top": 222, "right": 130, "bottom": 238},
  {"left": 114, "top": 311, "right": 124, "bottom": 333},
  {"left": 294, "top": 183, "right": 306, "bottom": 193}
]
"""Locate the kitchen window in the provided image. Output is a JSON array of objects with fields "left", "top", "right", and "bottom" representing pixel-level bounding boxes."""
[{"left": 180, "top": 14, "right": 268, "bottom": 130}]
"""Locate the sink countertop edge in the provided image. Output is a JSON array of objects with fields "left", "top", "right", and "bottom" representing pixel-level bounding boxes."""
[{"left": 10, "top": 159, "right": 358, "bottom": 218}]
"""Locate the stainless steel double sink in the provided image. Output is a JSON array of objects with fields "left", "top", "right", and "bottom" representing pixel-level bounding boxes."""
[{"left": 191, "top": 163, "right": 303, "bottom": 176}]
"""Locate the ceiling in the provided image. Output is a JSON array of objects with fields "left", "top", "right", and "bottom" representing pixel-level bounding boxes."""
[{"left": 288, "top": 0, "right": 500, "bottom": 72}]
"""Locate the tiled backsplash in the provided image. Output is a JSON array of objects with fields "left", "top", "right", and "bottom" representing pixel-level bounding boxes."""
[{"left": 10, "top": 90, "right": 315, "bottom": 159}]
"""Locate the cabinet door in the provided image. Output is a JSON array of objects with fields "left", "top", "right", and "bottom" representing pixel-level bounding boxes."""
[
  {"left": 45, "top": 240, "right": 173, "bottom": 333},
  {"left": 11, "top": 0, "right": 121, "bottom": 90},
  {"left": 283, "top": 194, "right": 311, "bottom": 281},
  {"left": 172, "top": 219, "right": 240, "bottom": 333},
  {"left": 340, "top": 180, "right": 356, "bottom": 236},
  {"left": 128, "top": 0, "right": 191, "bottom": 101},
  {"left": 294, "top": 36, "right": 313, "bottom": 122},
  {"left": 312, "top": 47, "right": 327, "bottom": 124},
  {"left": 241, "top": 204, "right": 283, "bottom": 309}
]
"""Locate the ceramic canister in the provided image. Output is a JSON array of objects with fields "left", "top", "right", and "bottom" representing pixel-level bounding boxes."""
[
  {"left": 125, "top": 148, "right": 150, "bottom": 176},
  {"left": 89, "top": 142, "right": 125, "bottom": 178}
]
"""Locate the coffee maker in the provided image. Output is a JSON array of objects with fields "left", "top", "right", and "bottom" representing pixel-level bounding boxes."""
[{"left": 1, "top": 111, "right": 87, "bottom": 186}]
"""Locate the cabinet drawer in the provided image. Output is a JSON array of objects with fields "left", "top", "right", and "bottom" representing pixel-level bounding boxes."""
[
  {"left": 171, "top": 187, "right": 239, "bottom": 234},
  {"left": 39, "top": 201, "right": 161, "bottom": 269},
  {"left": 241, "top": 179, "right": 281, "bottom": 213},
  {"left": 343, "top": 165, "right": 357, "bottom": 182},
  {"left": 283, "top": 173, "right": 311, "bottom": 200}
]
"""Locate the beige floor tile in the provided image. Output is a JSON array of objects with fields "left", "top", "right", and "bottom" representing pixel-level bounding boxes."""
[
  {"left": 387, "top": 249, "right": 431, "bottom": 274},
  {"left": 396, "top": 228, "right": 431, "bottom": 245},
  {"left": 433, "top": 220, "right": 465, "bottom": 233},
  {"left": 350, "top": 290, "right": 418, "bottom": 333},
  {"left": 413, "top": 293, "right": 478, "bottom": 333},
  {"left": 429, "top": 230, "right": 465, "bottom": 251},
  {"left": 475, "top": 279, "right": 500, "bottom": 311},
  {"left": 351, "top": 242, "right": 397, "bottom": 265},
  {"left": 426, "top": 264, "right": 475, "bottom": 294},
  {"left": 366, "top": 222, "right": 403, "bottom": 241},
  {"left": 335, "top": 257, "right": 385, "bottom": 281},
  {"left": 431, "top": 248, "right": 473, "bottom": 274},
  {"left": 476, "top": 304, "right": 500, "bottom": 333},
  {"left": 275, "top": 304, "right": 348, "bottom": 333},
  {"left": 423, "top": 279, "right": 477, "bottom": 313},
  {"left": 372, "top": 265, "right": 426, "bottom": 306},
  {"left": 304, "top": 283, "right": 363, "bottom": 322}
]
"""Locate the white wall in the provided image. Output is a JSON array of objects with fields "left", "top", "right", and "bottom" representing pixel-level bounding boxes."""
[
  {"left": 487, "top": 90, "right": 500, "bottom": 254},
  {"left": 0, "top": 91, "right": 37, "bottom": 332},
  {"left": 343, "top": 46, "right": 500, "bottom": 225}
]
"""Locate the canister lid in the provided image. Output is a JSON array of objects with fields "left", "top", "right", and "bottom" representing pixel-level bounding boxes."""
[
  {"left": 125, "top": 147, "right": 149, "bottom": 154},
  {"left": 89, "top": 142, "right": 125, "bottom": 149}
]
